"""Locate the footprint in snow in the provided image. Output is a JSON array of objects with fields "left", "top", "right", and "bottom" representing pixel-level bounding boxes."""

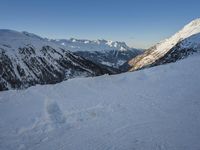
[{"left": 45, "top": 98, "right": 66, "bottom": 128}]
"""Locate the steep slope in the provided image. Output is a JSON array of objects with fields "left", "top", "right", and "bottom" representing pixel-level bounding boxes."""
[
  {"left": 51, "top": 38, "right": 142, "bottom": 69},
  {"left": 128, "top": 18, "right": 200, "bottom": 71},
  {"left": 0, "top": 55, "right": 200, "bottom": 150},
  {"left": 0, "top": 30, "right": 111, "bottom": 91}
]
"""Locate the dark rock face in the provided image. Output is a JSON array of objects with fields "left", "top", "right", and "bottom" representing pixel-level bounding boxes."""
[
  {"left": 0, "top": 45, "right": 111, "bottom": 91},
  {"left": 0, "top": 49, "right": 22, "bottom": 90}
]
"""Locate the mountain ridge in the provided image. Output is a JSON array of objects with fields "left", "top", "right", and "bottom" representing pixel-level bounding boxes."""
[
  {"left": 0, "top": 29, "right": 112, "bottom": 91},
  {"left": 128, "top": 18, "right": 200, "bottom": 71},
  {"left": 50, "top": 38, "right": 132, "bottom": 52}
]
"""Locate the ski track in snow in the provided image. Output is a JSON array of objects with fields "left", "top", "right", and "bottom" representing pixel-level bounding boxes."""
[{"left": 0, "top": 55, "right": 200, "bottom": 150}]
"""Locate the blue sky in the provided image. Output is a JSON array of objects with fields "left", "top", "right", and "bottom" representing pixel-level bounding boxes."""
[{"left": 0, "top": 0, "right": 199, "bottom": 48}]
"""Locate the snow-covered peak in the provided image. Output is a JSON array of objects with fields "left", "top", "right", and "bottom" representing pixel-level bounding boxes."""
[
  {"left": 51, "top": 38, "right": 131, "bottom": 52},
  {"left": 0, "top": 29, "right": 28, "bottom": 41},
  {"left": 0, "top": 29, "right": 43, "bottom": 40},
  {"left": 183, "top": 18, "right": 200, "bottom": 30},
  {"left": 0, "top": 29, "right": 61, "bottom": 51},
  {"left": 155, "top": 18, "right": 200, "bottom": 54},
  {"left": 128, "top": 18, "right": 200, "bottom": 71},
  {"left": 22, "top": 31, "right": 44, "bottom": 40}
]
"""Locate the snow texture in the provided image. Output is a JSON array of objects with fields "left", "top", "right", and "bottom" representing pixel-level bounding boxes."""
[{"left": 0, "top": 55, "right": 200, "bottom": 150}]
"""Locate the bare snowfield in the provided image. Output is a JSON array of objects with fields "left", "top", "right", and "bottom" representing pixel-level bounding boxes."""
[{"left": 0, "top": 55, "right": 200, "bottom": 150}]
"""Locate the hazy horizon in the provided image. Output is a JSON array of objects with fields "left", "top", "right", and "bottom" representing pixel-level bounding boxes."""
[{"left": 0, "top": 0, "right": 200, "bottom": 48}]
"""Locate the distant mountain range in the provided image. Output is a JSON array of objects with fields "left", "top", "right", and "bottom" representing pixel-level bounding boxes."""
[
  {"left": 50, "top": 38, "right": 131, "bottom": 52},
  {"left": 127, "top": 18, "right": 200, "bottom": 71},
  {"left": 51, "top": 39, "right": 143, "bottom": 68}
]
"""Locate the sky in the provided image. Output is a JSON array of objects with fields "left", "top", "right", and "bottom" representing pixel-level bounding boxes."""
[{"left": 0, "top": 0, "right": 199, "bottom": 48}]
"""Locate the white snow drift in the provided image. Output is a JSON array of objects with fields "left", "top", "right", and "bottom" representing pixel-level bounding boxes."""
[{"left": 0, "top": 55, "right": 200, "bottom": 150}]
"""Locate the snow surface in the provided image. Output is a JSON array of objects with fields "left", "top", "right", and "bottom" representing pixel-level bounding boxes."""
[{"left": 0, "top": 55, "right": 200, "bottom": 150}]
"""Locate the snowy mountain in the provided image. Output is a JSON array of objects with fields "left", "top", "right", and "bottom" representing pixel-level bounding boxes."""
[
  {"left": 51, "top": 38, "right": 142, "bottom": 68},
  {"left": 128, "top": 18, "right": 200, "bottom": 71},
  {"left": 1, "top": 55, "right": 200, "bottom": 150},
  {"left": 51, "top": 38, "right": 131, "bottom": 52},
  {"left": 0, "top": 30, "right": 111, "bottom": 91}
]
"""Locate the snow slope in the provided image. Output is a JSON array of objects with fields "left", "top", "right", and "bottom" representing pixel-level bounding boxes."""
[
  {"left": 0, "top": 55, "right": 200, "bottom": 150},
  {"left": 128, "top": 18, "right": 200, "bottom": 71}
]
